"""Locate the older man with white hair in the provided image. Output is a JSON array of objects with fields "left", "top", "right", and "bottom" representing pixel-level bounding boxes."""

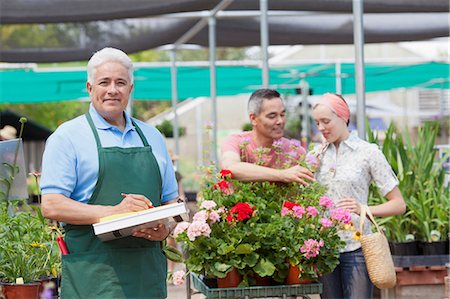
[{"left": 40, "top": 47, "right": 179, "bottom": 299}]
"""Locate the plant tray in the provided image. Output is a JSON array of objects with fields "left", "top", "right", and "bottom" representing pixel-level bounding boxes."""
[{"left": 191, "top": 274, "right": 322, "bottom": 299}]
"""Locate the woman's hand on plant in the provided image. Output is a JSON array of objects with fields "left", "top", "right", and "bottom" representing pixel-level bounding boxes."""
[
  {"left": 133, "top": 223, "right": 170, "bottom": 241},
  {"left": 336, "top": 198, "right": 361, "bottom": 215},
  {"left": 280, "top": 165, "right": 315, "bottom": 185}
]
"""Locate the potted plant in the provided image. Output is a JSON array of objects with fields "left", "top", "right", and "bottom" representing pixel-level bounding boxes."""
[
  {"left": 0, "top": 118, "right": 61, "bottom": 299},
  {"left": 368, "top": 121, "right": 449, "bottom": 256},
  {"left": 172, "top": 165, "right": 348, "bottom": 287}
]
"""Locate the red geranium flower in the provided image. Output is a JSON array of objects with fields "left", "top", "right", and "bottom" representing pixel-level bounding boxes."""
[
  {"left": 227, "top": 202, "right": 255, "bottom": 222},
  {"left": 283, "top": 201, "right": 300, "bottom": 210},
  {"left": 213, "top": 180, "right": 230, "bottom": 191},
  {"left": 220, "top": 169, "right": 233, "bottom": 179}
]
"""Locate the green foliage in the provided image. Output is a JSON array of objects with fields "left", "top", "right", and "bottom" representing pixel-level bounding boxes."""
[
  {"left": 0, "top": 202, "right": 61, "bottom": 283},
  {"left": 0, "top": 102, "right": 90, "bottom": 131},
  {"left": 155, "top": 119, "right": 186, "bottom": 138},
  {"left": 0, "top": 24, "right": 79, "bottom": 49},
  {"left": 241, "top": 123, "right": 252, "bottom": 132},
  {"left": 0, "top": 118, "right": 61, "bottom": 283},
  {"left": 368, "top": 122, "right": 450, "bottom": 242}
]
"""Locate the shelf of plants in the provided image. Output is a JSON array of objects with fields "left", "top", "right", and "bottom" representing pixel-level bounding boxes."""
[{"left": 191, "top": 274, "right": 322, "bottom": 299}]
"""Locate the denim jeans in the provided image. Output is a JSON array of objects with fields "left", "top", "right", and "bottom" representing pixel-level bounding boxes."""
[{"left": 319, "top": 248, "right": 373, "bottom": 299}]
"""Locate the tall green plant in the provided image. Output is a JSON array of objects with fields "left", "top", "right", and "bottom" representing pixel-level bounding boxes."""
[{"left": 368, "top": 122, "right": 450, "bottom": 242}]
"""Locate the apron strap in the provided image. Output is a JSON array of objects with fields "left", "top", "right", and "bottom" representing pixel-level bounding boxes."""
[
  {"left": 85, "top": 112, "right": 151, "bottom": 149},
  {"left": 85, "top": 112, "right": 102, "bottom": 149},
  {"left": 131, "top": 119, "right": 150, "bottom": 147}
]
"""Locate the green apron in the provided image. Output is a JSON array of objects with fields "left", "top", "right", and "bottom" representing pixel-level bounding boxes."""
[{"left": 61, "top": 113, "right": 167, "bottom": 299}]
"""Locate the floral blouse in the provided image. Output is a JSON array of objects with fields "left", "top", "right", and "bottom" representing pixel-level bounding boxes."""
[{"left": 313, "top": 131, "right": 399, "bottom": 252}]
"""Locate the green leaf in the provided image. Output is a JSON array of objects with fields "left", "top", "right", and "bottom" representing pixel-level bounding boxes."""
[
  {"left": 235, "top": 243, "right": 253, "bottom": 254},
  {"left": 253, "top": 258, "right": 275, "bottom": 277}
]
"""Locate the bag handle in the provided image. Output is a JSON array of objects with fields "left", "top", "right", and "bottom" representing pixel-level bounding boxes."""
[{"left": 359, "top": 205, "right": 382, "bottom": 234}]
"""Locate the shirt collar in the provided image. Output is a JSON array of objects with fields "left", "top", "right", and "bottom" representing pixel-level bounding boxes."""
[
  {"left": 341, "top": 131, "right": 359, "bottom": 151},
  {"left": 88, "top": 104, "right": 135, "bottom": 133}
]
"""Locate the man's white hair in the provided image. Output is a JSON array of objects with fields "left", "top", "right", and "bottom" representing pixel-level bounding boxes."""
[{"left": 87, "top": 47, "right": 134, "bottom": 84}]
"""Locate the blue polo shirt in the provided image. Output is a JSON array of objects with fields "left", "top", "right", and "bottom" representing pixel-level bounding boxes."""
[{"left": 40, "top": 105, "right": 178, "bottom": 204}]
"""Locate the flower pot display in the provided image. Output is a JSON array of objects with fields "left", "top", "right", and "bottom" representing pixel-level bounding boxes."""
[
  {"left": 391, "top": 241, "right": 421, "bottom": 256},
  {"left": 253, "top": 273, "right": 272, "bottom": 286},
  {"left": 172, "top": 166, "right": 347, "bottom": 286},
  {"left": 217, "top": 268, "right": 242, "bottom": 288},
  {"left": 285, "top": 264, "right": 313, "bottom": 285},
  {"left": 420, "top": 241, "right": 448, "bottom": 255},
  {"left": 367, "top": 123, "right": 449, "bottom": 257},
  {"left": 1, "top": 282, "right": 40, "bottom": 299}
]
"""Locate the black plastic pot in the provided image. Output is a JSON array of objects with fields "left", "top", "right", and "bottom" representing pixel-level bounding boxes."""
[
  {"left": 420, "top": 240, "right": 449, "bottom": 255},
  {"left": 390, "top": 240, "right": 420, "bottom": 256}
]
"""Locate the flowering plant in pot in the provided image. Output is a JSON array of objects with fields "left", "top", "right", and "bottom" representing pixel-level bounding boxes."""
[
  {"left": 0, "top": 118, "right": 61, "bottom": 298},
  {"left": 173, "top": 167, "right": 348, "bottom": 287},
  {"left": 368, "top": 122, "right": 450, "bottom": 255},
  {"left": 279, "top": 191, "right": 349, "bottom": 282}
]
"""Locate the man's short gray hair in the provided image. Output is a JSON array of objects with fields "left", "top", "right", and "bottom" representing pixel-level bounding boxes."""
[
  {"left": 87, "top": 47, "right": 134, "bottom": 84},
  {"left": 247, "top": 89, "right": 282, "bottom": 115}
]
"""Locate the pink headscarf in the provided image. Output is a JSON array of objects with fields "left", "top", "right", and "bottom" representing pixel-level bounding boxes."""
[{"left": 317, "top": 93, "right": 350, "bottom": 123}]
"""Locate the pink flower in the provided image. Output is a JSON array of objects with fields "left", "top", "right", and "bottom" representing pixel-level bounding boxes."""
[
  {"left": 272, "top": 139, "right": 283, "bottom": 149},
  {"left": 281, "top": 207, "right": 290, "bottom": 216},
  {"left": 172, "top": 270, "right": 186, "bottom": 286},
  {"left": 319, "top": 196, "right": 334, "bottom": 209},
  {"left": 193, "top": 210, "right": 209, "bottom": 222},
  {"left": 217, "top": 207, "right": 226, "bottom": 214},
  {"left": 306, "top": 206, "right": 318, "bottom": 217},
  {"left": 292, "top": 205, "right": 306, "bottom": 219},
  {"left": 187, "top": 220, "right": 211, "bottom": 241},
  {"left": 320, "top": 218, "right": 333, "bottom": 228},
  {"left": 289, "top": 139, "right": 302, "bottom": 149},
  {"left": 173, "top": 222, "right": 190, "bottom": 238},
  {"left": 300, "top": 239, "right": 324, "bottom": 259},
  {"left": 306, "top": 153, "right": 320, "bottom": 168},
  {"left": 330, "top": 208, "right": 352, "bottom": 224},
  {"left": 286, "top": 151, "right": 298, "bottom": 158},
  {"left": 200, "top": 200, "right": 217, "bottom": 210},
  {"left": 208, "top": 210, "right": 220, "bottom": 223}
]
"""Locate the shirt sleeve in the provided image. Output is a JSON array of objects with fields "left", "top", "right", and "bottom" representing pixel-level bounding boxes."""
[
  {"left": 220, "top": 134, "right": 242, "bottom": 155},
  {"left": 40, "top": 129, "right": 77, "bottom": 197},
  {"left": 157, "top": 135, "right": 179, "bottom": 203},
  {"left": 368, "top": 145, "right": 399, "bottom": 196}
]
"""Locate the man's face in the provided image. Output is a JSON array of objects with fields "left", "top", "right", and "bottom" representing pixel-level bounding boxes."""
[
  {"left": 87, "top": 61, "right": 133, "bottom": 121},
  {"left": 250, "top": 97, "right": 286, "bottom": 140}
]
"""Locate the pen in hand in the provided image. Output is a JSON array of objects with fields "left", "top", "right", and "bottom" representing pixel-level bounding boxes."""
[{"left": 121, "top": 193, "right": 154, "bottom": 208}]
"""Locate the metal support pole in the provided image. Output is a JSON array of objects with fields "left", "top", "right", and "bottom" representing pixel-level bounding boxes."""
[
  {"left": 260, "top": 0, "right": 269, "bottom": 88},
  {"left": 353, "top": 0, "right": 366, "bottom": 139},
  {"left": 209, "top": 15, "right": 218, "bottom": 165},
  {"left": 300, "top": 79, "right": 310, "bottom": 145},
  {"left": 170, "top": 49, "right": 180, "bottom": 167},
  {"left": 335, "top": 61, "right": 342, "bottom": 95},
  {"left": 196, "top": 104, "right": 203, "bottom": 166}
]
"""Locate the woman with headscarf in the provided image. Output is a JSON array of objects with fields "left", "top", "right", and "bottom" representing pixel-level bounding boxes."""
[{"left": 311, "top": 93, "right": 406, "bottom": 299}]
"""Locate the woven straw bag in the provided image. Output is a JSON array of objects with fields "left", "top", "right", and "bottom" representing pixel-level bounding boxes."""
[{"left": 359, "top": 205, "right": 396, "bottom": 289}]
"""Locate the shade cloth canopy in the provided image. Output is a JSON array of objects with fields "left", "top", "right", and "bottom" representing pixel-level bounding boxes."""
[
  {"left": 1, "top": 62, "right": 448, "bottom": 103},
  {"left": 0, "top": 0, "right": 448, "bottom": 63}
]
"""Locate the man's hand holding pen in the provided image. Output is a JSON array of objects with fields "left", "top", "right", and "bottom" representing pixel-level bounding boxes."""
[{"left": 117, "top": 193, "right": 154, "bottom": 212}]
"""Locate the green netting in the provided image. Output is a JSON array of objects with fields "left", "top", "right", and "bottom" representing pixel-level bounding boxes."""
[{"left": 0, "top": 62, "right": 448, "bottom": 104}]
